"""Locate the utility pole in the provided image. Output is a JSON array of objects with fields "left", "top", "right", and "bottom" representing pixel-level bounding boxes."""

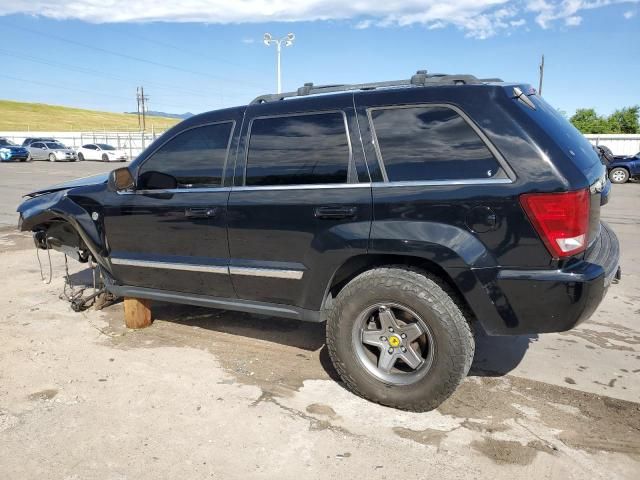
[
  {"left": 136, "top": 86, "right": 149, "bottom": 131},
  {"left": 538, "top": 54, "right": 545, "bottom": 96},
  {"left": 141, "top": 86, "right": 146, "bottom": 131},
  {"left": 136, "top": 87, "right": 141, "bottom": 130}
]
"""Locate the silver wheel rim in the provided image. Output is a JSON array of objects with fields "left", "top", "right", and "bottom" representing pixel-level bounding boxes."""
[
  {"left": 612, "top": 170, "right": 626, "bottom": 182},
  {"left": 352, "top": 302, "right": 436, "bottom": 385}
]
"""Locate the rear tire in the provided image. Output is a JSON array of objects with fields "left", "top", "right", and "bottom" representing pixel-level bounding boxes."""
[
  {"left": 48, "top": 153, "right": 56, "bottom": 162},
  {"left": 609, "top": 167, "right": 629, "bottom": 184},
  {"left": 78, "top": 153, "right": 84, "bottom": 162},
  {"left": 326, "top": 266, "right": 474, "bottom": 412}
]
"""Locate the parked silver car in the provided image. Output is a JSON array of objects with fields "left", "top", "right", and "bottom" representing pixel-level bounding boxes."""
[{"left": 28, "top": 142, "right": 78, "bottom": 162}]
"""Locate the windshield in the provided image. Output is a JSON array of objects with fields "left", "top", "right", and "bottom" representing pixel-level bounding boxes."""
[
  {"left": 46, "top": 143, "right": 65, "bottom": 149},
  {"left": 96, "top": 144, "right": 115, "bottom": 150},
  {"left": 0, "top": 139, "right": 16, "bottom": 146}
]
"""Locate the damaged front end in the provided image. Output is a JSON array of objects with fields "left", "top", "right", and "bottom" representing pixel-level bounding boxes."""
[
  {"left": 17, "top": 173, "right": 117, "bottom": 310},
  {"left": 18, "top": 173, "right": 111, "bottom": 268}
]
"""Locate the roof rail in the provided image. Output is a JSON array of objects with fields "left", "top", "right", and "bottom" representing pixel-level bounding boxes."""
[{"left": 250, "top": 70, "right": 503, "bottom": 104}]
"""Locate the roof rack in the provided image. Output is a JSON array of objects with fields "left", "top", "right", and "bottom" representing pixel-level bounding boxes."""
[{"left": 250, "top": 70, "right": 503, "bottom": 104}]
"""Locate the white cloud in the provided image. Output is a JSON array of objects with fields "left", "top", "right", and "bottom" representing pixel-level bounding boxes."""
[
  {"left": 0, "top": 1, "right": 638, "bottom": 38},
  {"left": 527, "top": 0, "right": 639, "bottom": 29},
  {"left": 624, "top": 9, "right": 637, "bottom": 17},
  {"left": 565, "top": 15, "right": 583, "bottom": 25},
  {"left": 241, "top": 37, "right": 255, "bottom": 44}
]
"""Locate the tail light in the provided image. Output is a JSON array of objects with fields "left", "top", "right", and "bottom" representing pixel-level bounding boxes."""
[{"left": 520, "top": 189, "right": 590, "bottom": 258}]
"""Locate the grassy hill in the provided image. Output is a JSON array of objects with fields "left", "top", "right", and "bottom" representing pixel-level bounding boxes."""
[{"left": 0, "top": 99, "right": 181, "bottom": 132}]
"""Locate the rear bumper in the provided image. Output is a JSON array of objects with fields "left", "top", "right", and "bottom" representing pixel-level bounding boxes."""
[{"left": 464, "top": 222, "right": 620, "bottom": 335}]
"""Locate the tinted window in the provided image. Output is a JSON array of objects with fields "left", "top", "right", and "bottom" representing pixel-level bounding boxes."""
[
  {"left": 527, "top": 95, "right": 601, "bottom": 172},
  {"left": 96, "top": 144, "right": 115, "bottom": 150},
  {"left": 245, "top": 112, "right": 350, "bottom": 186},
  {"left": 46, "top": 143, "right": 65, "bottom": 149},
  {"left": 370, "top": 106, "right": 504, "bottom": 182},
  {"left": 31, "top": 143, "right": 44, "bottom": 148},
  {"left": 138, "top": 122, "right": 233, "bottom": 190}
]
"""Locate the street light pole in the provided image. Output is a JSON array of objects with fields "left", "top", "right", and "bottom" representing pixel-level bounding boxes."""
[{"left": 264, "top": 33, "right": 295, "bottom": 94}]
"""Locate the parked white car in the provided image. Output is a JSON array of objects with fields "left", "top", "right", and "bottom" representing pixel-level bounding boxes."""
[{"left": 77, "top": 144, "right": 128, "bottom": 162}]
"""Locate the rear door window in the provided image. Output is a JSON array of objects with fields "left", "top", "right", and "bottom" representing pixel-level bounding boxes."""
[
  {"left": 245, "top": 112, "right": 350, "bottom": 186},
  {"left": 369, "top": 105, "right": 505, "bottom": 182}
]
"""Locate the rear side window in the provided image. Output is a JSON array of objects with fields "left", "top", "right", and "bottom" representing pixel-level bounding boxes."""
[
  {"left": 138, "top": 122, "right": 233, "bottom": 190},
  {"left": 527, "top": 95, "right": 601, "bottom": 172},
  {"left": 245, "top": 112, "right": 350, "bottom": 186},
  {"left": 370, "top": 106, "right": 504, "bottom": 182}
]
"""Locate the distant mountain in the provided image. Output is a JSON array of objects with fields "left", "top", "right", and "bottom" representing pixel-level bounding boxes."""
[{"left": 125, "top": 110, "right": 194, "bottom": 120}]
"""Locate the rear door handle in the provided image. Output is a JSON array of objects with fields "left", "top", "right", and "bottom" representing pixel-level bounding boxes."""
[
  {"left": 314, "top": 206, "right": 358, "bottom": 219},
  {"left": 185, "top": 207, "right": 218, "bottom": 218}
]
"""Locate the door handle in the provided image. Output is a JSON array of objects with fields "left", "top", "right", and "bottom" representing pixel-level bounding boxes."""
[
  {"left": 314, "top": 206, "right": 358, "bottom": 219},
  {"left": 185, "top": 207, "right": 218, "bottom": 218}
]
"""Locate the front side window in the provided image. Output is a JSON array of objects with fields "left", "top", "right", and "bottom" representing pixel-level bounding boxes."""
[
  {"left": 245, "top": 112, "right": 350, "bottom": 186},
  {"left": 137, "top": 122, "right": 233, "bottom": 190},
  {"left": 370, "top": 105, "right": 504, "bottom": 182},
  {"left": 31, "top": 143, "right": 44, "bottom": 149}
]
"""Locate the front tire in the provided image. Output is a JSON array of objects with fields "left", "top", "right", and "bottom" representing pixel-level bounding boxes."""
[
  {"left": 48, "top": 153, "right": 56, "bottom": 162},
  {"left": 101, "top": 153, "right": 109, "bottom": 162},
  {"left": 609, "top": 167, "right": 629, "bottom": 184},
  {"left": 326, "top": 267, "right": 474, "bottom": 412}
]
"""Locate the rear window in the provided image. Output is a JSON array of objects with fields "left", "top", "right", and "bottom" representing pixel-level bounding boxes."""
[
  {"left": 527, "top": 95, "right": 601, "bottom": 172},
  {"left": 370, "top": 105, "right": 505, "bottom": 182},
  {"left": 245, "top": 112, "right": 350, "bottom": 186}
]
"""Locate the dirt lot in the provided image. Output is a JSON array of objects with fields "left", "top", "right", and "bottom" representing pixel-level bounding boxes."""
[{"left": 1, "top": 162, "right": 639, "bottom": 479}]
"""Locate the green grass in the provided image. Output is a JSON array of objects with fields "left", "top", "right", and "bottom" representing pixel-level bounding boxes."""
[{"left": 0, "top": 99, "right": 180, "bottom": 132}]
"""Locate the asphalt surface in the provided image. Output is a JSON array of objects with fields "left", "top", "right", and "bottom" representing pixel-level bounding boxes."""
[{"left": 1, "top": 161, "right": 639, "bottom": 478}]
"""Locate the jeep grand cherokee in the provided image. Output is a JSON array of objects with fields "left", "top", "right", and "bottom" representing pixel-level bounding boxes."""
[{"left": 17, "top": 71, "right": 621, "bottom": 411}]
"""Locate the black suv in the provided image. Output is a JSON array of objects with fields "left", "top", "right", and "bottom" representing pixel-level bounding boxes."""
[{"left": 17, "top": 71, "right": 620, "bottom": 411}]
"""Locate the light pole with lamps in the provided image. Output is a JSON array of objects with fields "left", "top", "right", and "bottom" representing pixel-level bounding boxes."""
[{"left": 263, "top": 32, "right": 295, "bottom": 94}]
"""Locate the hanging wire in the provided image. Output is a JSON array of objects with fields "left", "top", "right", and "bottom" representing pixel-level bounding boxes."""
[{"left": 34, "top": 235, "right": 53, "bottom": 284}]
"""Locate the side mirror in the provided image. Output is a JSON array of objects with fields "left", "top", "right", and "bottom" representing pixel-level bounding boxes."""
[{"left": 108, "top": 167, "right": 135, "bottom": 192}]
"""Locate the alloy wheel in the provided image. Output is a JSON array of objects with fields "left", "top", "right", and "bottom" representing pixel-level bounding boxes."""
[{"left": 352, "top": 303, "right": 436, "bottom": 385}]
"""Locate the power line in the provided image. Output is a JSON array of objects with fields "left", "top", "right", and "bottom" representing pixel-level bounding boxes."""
[
  {"left": 116, "top": 29, "right": 257, "bottom": 73},
  {"left": 0, "top": 48, "right": 212, "bottom": 99},
  {"left": 0, "top": 21, "right": 263, "bottom": 88},
  {"left": 0, "top": 73, "right": 132, "bottom": 102}
]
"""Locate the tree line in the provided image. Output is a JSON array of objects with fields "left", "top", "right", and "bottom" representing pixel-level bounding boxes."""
[{"left": 570, "top": 106, "right": 639, "bottom": 134}]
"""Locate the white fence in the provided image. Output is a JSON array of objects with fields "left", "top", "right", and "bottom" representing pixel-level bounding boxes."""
[
  {"left": 0, "top": 131, "right": 166, "bottom": 160},
  {"left": 585, "top": 134, "right": 640, "bottom": 156}
]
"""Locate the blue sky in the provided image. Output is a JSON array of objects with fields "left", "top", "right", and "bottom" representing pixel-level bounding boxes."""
[{"left": 0, "top": 1, "right": 638, "bottom": 118}]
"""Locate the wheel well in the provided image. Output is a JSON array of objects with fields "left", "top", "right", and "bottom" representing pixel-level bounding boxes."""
[{"left": 324, "top": 254, "right": 475, "bottom": 321}]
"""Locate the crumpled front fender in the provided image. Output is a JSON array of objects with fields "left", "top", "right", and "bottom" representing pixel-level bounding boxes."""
[{"left": 18, "top": 190, "right": 112, "bottom": 272}]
